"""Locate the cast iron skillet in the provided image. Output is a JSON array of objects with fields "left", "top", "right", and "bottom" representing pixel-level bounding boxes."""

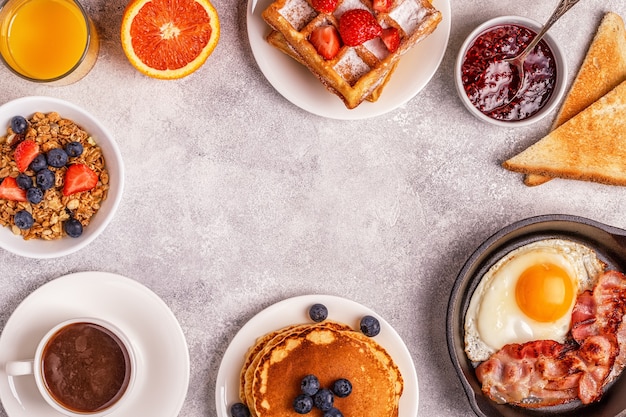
[{"left": 446, "top": 214, "right": 626, "bottom": 417}]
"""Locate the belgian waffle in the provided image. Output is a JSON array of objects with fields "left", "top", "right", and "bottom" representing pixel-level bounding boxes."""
[{"left": 262, "top": 0, "right": 442, "bottom": 108}]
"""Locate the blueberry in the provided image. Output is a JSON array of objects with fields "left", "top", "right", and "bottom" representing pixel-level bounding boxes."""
[
  {"left": 301, "top": 374, "right": 320, "bottom": 396},
  {"left": 26, "top": 187, "right": 43, "bottom": 204},
  {"left": 14, "top": 210, "right": 33, "bottom": 229},
  {"left": 29, "top": 154, "right": 47, "bottom": 172},
  {"left": 331, "top": 378, "right": 352, "bottom": 398},
  {"left": 313, "top": 388, "right": 334, "bottom": 411},
  {"left": 309, "top": 303, "right": 328, "bottom": 322},
  {"left": 65, "top": 141, "right": 83, "bottom": 157},
  {"left": 230, "top": 402, "right": 250, "bottom": 417},
  {"left": 64, "top": 218, "right": 83, "bottom": 238},
  {"left": 36, "top": 168, "right": 55, "bottom": 190},
  {"left": 293, "top": 394, "right": 313, "bottom": 414},
  {"left": 46, "top": 148, "right": 68, "bottom": 168},
  {"left": 360, "top": 315, "right": 380, "bottom": 337},
  {"left": 10, "top": 116, "right": 27, "bottom": 134},
  {"left": 324, "top": 408, "right": 344, "bottom": 417},
  {"left": 16, "top": 173, "right": 32, "bottom": 189}
]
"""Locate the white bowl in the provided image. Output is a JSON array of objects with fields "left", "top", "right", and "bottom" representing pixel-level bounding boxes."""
[
  {"left": 0, "top": 96, "right": 124, "bottom": 258},
  {"left": 455, "top": 16, "right": 568, "bottom": 127}
]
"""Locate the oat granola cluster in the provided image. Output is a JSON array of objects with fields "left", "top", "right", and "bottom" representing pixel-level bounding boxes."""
[{"left": 0, "top": 112, "right": 109, "bottom": 240}]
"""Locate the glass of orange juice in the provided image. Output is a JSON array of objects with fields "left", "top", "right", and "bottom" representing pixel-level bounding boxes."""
[{"left": 0, "top": 0, "right": 99, "bottom": 84}]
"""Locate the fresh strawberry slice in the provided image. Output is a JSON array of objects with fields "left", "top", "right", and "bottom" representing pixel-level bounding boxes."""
[
  {"left": 63, "top": 164, "right": 98, "bottom": 196},
  {"left": 14, "top": 140, "right": 40, "bottom": 172},
  {"left": 381, "top": 27, "right": 400, "bottom": 52},
  {"left": 338, "top": 9, "right": 382, "bottom": 47},
  {"left": 0, "top": 177, "right": 27, "bottom": 202},
  {"left": 310, "top": 25, "right": 341, "bottom": 60},
  {"left": 372, "top": 0, "right": 393, "bottom": 13},
  {"left": 311, "top": 0, "right": 338, "bottom": 13}
]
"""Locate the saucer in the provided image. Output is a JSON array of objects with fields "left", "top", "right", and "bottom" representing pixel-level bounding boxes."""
[
  {"left": 215, "top": 294, "right": 419, "bottom": 416},
  {"left": 0, "top": 271, "right": 189, "bottom": 417}
]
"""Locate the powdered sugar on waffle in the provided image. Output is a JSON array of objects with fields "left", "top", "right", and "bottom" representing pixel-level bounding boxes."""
[
  {"left": 334, "top": 48, "right": 371, "bottom": 84},
  {"left": 333, "top": 0, "right": 368, "bottom": 19},
  {"left": 389, "top": 0, "right": 430, "bottom": 35},
  {"left": 279, "top": 0, "right": 316, "bottom": 31}
]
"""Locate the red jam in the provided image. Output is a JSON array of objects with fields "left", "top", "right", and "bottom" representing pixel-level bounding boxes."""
[{"left": 461, "top": 24, "right": 557, "bottom": 121}]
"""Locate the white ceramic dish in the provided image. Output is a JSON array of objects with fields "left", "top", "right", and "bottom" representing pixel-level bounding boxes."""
[
  {"left": 0, "top": 96, "right": 124, "bottom": 258},
  {"left": 247, "top": 0, "right": 451, "bottom": 120},
  {"left": 0, "top": 271, "right": 190, "bottom": 417},
  {"left": 215, "top": 294, "right": 418, "bottom": 416},
  {"left": 455, "top": 16, "right": 568, "bottom": 127}
]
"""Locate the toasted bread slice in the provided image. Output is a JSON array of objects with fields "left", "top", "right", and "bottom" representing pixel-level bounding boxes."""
[
  {"left": 524, "top": 12, "right": 626, "bottom": 186},
  {"left": 503, "top": 80, "right": 626, "bottom": 185}
]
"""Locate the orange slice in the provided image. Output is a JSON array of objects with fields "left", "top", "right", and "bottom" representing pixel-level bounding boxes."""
[{"left": 120, "top": 0, "right": 220, "bottom": 79}]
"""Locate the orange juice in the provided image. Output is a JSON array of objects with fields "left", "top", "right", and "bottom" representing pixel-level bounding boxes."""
[{"left": 0, "top": 0, "right": 98, "bottom": 83}]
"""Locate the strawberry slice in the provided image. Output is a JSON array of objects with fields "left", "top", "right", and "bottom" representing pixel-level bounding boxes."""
[
  {"left": 338, "top": 9, "right": 382, "bottom": 47},
  {"left": 14, "top": 140, "right": 40, "bottom": 172},
  {"left": 309, "top": 25, "right": 341, "bottom": 60},
  {"left": 381, "top": 27, "right": 400, "bottom": 53},
  {"left": 0, "top": 177, "right": 27, "bottom": 202},
  {"left": 372, "top": 0, "right": 393, "bottom": 13},
  {"left": 63, "top": 164, "right": 99, "bottom": 196},
  {"left": 311, "top": 0, "right": 338, "bottom": 13}
]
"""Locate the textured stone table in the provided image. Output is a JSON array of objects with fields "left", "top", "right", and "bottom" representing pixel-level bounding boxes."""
[{"left": 1, "top": 0, "right": 626, "bottom": 416}]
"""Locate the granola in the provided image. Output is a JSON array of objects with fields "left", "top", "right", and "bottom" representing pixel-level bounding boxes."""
[{"left": 0, "top": 112, "right": 109, "bottom": 240}]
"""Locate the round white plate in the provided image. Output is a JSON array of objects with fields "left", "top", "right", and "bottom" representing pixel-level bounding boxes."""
[
  {"left": 215, "top": 294, "right": 418, "bottom": 416},
  {"left": 246, "top": 0, "right": 451, "bottom": 120},
  {"left": 0, "top": 271, "right": 189, "bottom": 417}
]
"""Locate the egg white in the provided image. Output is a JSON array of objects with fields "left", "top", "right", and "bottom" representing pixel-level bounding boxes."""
[{"left": 464, "top": 239, "right": 606, "bottom": 362}]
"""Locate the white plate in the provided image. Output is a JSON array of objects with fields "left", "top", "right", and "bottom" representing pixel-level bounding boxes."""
[
  {"left": 215, "top": 294, "right": 418, "bottom": 416},
  {"left": 0, "top": 271, "right": 189, "bottom": 417},
  {"left": 246, "top": 0, "right": 451, "bottom": 120}
]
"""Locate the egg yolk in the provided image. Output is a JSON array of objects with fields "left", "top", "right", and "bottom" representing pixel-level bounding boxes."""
[{"left": 515, "top": 262, "right": 575, "bottom": 322}]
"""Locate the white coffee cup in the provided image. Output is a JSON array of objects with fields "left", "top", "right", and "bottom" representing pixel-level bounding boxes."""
[{"left": 5, "top": 318, "right": 136, "bottom": 416}]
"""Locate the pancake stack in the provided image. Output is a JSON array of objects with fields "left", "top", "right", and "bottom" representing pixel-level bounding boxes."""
[{"left": 239, "top": 320, "right": 403, "bottom": 417}]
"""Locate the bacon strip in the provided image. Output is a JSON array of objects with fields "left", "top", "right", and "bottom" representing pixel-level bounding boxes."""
[{"left": 476, "top": 270, "right": 626, "bottom": 408}]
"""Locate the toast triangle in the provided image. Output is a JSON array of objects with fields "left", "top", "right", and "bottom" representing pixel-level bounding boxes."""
[
  {"left": 503, "top": 79, "right": 626, "bottom": 186},
  {"left": 523, "top": 11, "right": 626, "bottom": 186}
]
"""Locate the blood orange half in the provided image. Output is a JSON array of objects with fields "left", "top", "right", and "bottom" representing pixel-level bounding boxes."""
[{"left": 121, "top": 0, "right": 220, "bottom": 79}]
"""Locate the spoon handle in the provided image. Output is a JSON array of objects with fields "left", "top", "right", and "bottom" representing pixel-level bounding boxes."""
[{"left": 521, "top": 0, "right": 581, "bottom": 59}]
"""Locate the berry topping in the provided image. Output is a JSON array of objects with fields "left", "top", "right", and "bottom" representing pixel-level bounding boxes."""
[
  {"left": 324, "top": 408, "right": 344, "bottom": 417},
  {"left": 29, "top": 154, "right": 47, "bottom": 172},
  {"left": 301, "top": 374, "right": 320, "bottom": 396},
  {"left": 230, "top": 402, "right": 250, "bottom": 417},
  {"left": 14, "top": 140, "right": 40, "bottom": 172},
  {"left": 360, "top": 315, "right": 381, "bottom": 337},
  {"left": 10, "top": 116, "right": 27, "bottom": 134},
  {"left": 310, "top": 25, "right": 341, "bottom": 60},
  {"left": 309, "top": 303, "right": 328, "bottom": 322},
  {"left": 62, "top": 164, "right": 98, "bottom": 196},
  {"left": 16, "top": 173, "right": 32, "bottom": 190},
  {"left": 293, "top": 394, "right": 314, "bottom": 414},
  {"left": 311, "top": 0, "right": 338, "bottom": 13},
  {"left": 338, "top": 9, "right": 382, "bottom": 46},
  {"left": 313, "top": 388, "right": 334, "bottom": 412},
  {"left": 65, "top": 141, "right": 84, "bottom": 157},
  {"left": 331, "top": 378, "right": 352, "bottom": 397},
  {"left": 46, "top": 148, "right": 69, "bottom": 168},
  {"left": 381, "top": 27, "right": 400, "bottom": 53},
  {"left": 0, "top": 177, "right": 27, "bottom": 202},
  {"left": 36, "top": 169, "right": 56, "bottom": 191},
  {"left": 14, "top": 210, "right": 34, "bottom": 229},
  {"left": 64, "top": 218, "right": 83, "bottom": 238},
  {"left": 372, "top": 0, "right": 393, "bottom": 12},
  {"left": 27, "top": 187, "right": 44, "bottom": 204}
]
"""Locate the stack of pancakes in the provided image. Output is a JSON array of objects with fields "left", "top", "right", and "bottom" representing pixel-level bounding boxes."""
[{"left": 239, "top": 320, "right": 403, "bottom": 416}]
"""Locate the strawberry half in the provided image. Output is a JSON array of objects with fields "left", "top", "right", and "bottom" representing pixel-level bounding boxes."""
[
  {"left": 310, "top": 25, "right": 341, "bottom": 60},
  {"left": 0, "top": 177, "right": 27, "bottom": 202},
  {"left": 372, "top": 0, "right": 393, "bottom": 13},
  {"left": 63, "top": 164, "right": 98, "bottom": 196},
  {"left": 338, "top": 9, "right": 382, "bottom": 47},
  {"left": 14, "top": 140, "right": 40, "bottom": 172},
  {"left": 381, "top": 27, "right": 400, "bottom": 53},
  {"left": 311, "top": 0, "right": 338, "bottom": 13}
]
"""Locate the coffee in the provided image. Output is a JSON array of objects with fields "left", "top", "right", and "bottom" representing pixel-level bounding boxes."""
[{"left": 41, "top": 322, "right": 131, "bottom": 413}]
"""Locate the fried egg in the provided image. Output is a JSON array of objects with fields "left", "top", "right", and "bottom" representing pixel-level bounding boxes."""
[{"left": 464, "top": 239, "right": 606, "bottom": 362}]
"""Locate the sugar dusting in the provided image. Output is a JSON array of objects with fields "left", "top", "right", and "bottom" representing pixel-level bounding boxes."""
[
  {"left": 279, "top": 0, "right": 317, "bottom": 30},
  {"left": 334, "top": 48, "right": 371, "bottom": 84},
  {"left": 389, "top": 0, "right": 428, "bottom": 35}
]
